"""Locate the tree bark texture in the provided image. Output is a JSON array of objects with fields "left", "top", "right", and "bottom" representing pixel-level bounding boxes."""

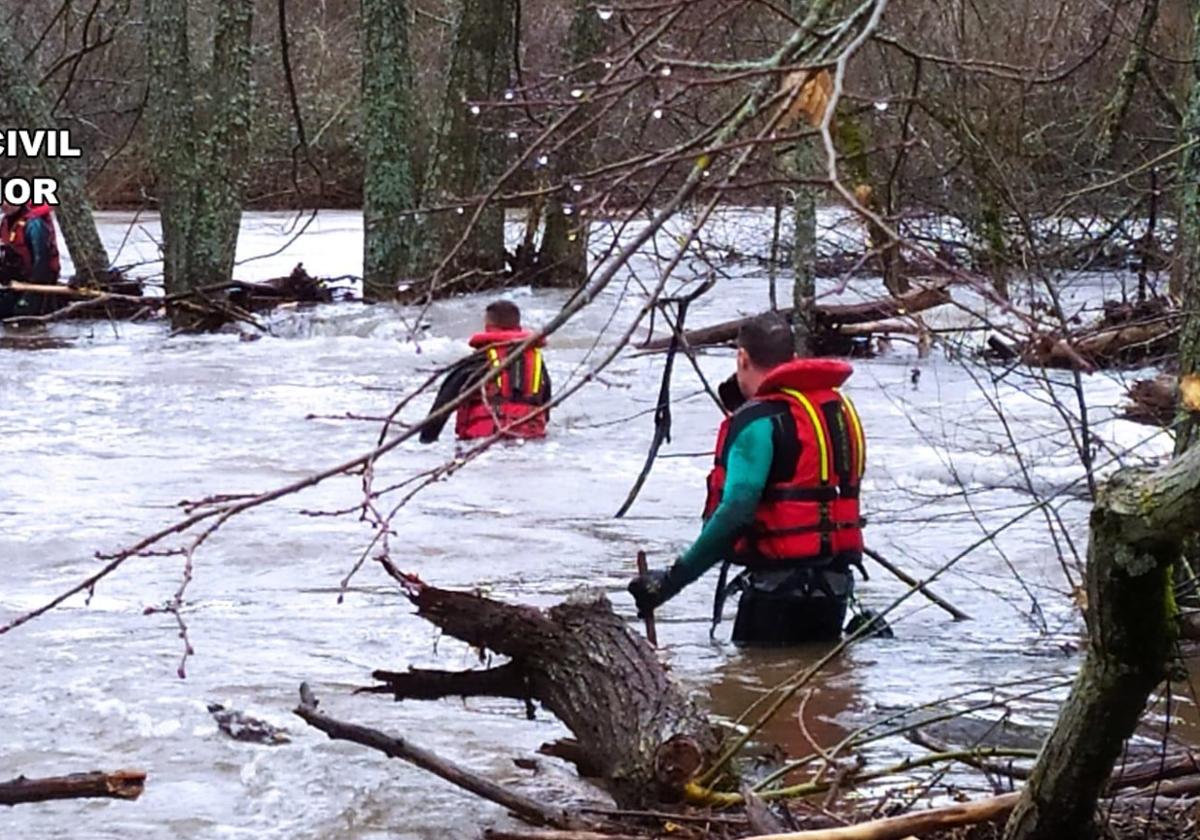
[
  {"left": 790, "top": 142, "right": 819, "bottom": 356},
  {"left": 147, "top": 0, "right": 254, "bottom": 309},
  {"left": 361, "top": 0, "right": 419, "bottom": 301},
  {"left": 421, "top": 0, "right": 516, "bottom": 283},
  {"left": 1097, "top": 0, "right": 1161, "bottom": 161},
  {"left": 1173, "top": 0, "right": 1200, "bottom": 454},
  {"left": 369, "top": 577, "right": 719, "bottom": 809},
  {"left": 1003, "top": 445, "right": 1200, "bottom": 840},
  {"left": 0, "top": 26, "right": 110, "bottom": 284},
  {"left": 531, "top": 0, "right": 606, "bottom": 288}
]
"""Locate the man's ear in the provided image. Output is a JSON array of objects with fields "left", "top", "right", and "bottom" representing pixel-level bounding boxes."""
[{"left": 736, "top": 346, "right": 748, "bottom": 371}]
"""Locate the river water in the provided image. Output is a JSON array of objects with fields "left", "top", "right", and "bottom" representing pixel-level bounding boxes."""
[{"left": 0, "top": 210, "right": 1191, "bottom": 838}]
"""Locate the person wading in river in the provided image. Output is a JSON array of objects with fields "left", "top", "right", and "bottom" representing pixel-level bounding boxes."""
[
  {"left": 0, "top": 201, "right": 61, "bottom": 285},
  {"left": 629, "top": 313, "right": 868, "bottom": 645},
  {"left": 0, "top": 201, "right": 62, "bottom": 319},
  {"left": 418, "top": 300, "right": 552, "bottom": 443}
]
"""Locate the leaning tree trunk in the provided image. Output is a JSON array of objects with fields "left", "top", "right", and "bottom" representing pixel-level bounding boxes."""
[
  {"left": 147, "top": 0, "right": 254, "bottom": 319},
  {"left": 420, "top": 0, "right": 516, "bottom": 289},
  {"left": 368, "top": 575, "right": 719, "bottom": 809},
  {"left": 531, "top": 0, "right": 605, "bottom": 288},
  {"left": 0, "top": 25, "right": 110, "bottom": 285},
  {"left": 361, "top": 0, "right": 419, "bottom": 301},
  {"left": 1002, "top": 445, "right": 1200, "bottom": 840},
  {"left": 1096, "top": 0, "right": 1160, "bottom": 162}
]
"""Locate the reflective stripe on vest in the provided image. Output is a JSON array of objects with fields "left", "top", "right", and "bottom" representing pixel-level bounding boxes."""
[
  {"left": 531, "top": 349, "right": 543, "bottom": 395},
  {"left": 838, "top": 389, "right": 866, "bottom": 478},
  {"left": 779, "top": 387, "right": 831, "bottom": 485},
  {"left": 486, "top": 347, "right": 504, "bottom": 390}
]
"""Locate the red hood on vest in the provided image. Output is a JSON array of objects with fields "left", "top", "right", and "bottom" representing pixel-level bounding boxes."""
[
  {"left": 468, "top": 329, "right": 546, "bottom": 349},
  {"left": 757, "top": 358, "right": 852, "bottom": 395}
]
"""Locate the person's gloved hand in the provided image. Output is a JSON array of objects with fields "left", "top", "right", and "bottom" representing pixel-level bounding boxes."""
[
  {"left": 628, "top": 564, "right": 685, "bottom": 617},
  {"left": 718, "top": 374, "right": 746, "bottom": 413}
]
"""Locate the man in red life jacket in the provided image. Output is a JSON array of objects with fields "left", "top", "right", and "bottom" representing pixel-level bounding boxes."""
[
  {"left": 419, "top": 300, "right": 552, "bottom": 443},
  {"left": 629, "top": 313, "right": 867, "bottom": 645},
  {"left": 0, "top": 201, "right": 61, "bottom": 284}
]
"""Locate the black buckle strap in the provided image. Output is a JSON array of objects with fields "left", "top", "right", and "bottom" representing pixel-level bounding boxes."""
[
  {"left": 761, "top": 486, "right": 839, "bottom": 503},
  {"left": 710, "top": 561, "right": 749, "bottom": 638}
]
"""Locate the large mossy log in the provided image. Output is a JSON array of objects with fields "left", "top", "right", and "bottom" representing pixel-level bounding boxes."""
[
  {"left": 1003, "top": 444, "right": 1200, "bottom": 840},
  {"left": 368, "top": 570, "right": 720, "bottom": 809}
]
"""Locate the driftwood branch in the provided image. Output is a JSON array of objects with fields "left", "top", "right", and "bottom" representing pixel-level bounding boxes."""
[
  {"left": 746, "top": 791, "right": 1019, "bottom": 839},
  {"left": 294, "top": 682, "right": 577, "bottom": 829},
  {"left": 638, "top": 283, "right": 951, "bottom": 351},
  {"left": 0, "top": 770, "right": 147, "bottom": 805}
]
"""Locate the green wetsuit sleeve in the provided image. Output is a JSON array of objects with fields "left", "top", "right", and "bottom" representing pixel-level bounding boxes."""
[
  {"left": 673, "top": 415, "right": 775, "bottom": 587},
  {"left": 26, "top": 218, "right": 54, "bottom": 283}
]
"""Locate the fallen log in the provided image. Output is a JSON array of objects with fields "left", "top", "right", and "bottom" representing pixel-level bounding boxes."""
[
  {"left": 1, "top": 263, "right": 334, "bottom": 327},
  {"left": 638, "top": 283, "right": 951, "bottom": 351},
  {"left": 1019, "top": 298, "right": 1181, "bottom": 371},
  {"left": 0, "top": 769, "right": 146, "bottom": 805},
  {"left": 367, "top": 564, "right": 720, "bottom": 809}
]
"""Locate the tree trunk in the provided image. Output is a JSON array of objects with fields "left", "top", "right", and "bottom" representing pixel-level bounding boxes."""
[
  {"left": 790, "top": 144, "right": 819, "bottom": 356},
  {"left": 361, "top": 0, "right": 419, "bottom": 302},
  {"left": 1003, "top": 446, "right": 1200, "bottom": 840},
  {"left": 421, "top": 0, "right": 516, "bottom": 286},
  {"left": 0, "top": 25, "right": 110, "bottom": 284},
  {"left": 147, "top": 0, "right": 254, "bottom": 320},
  {"left": 531, "top": 0, "right": 605, "bottom": 288},
  {"left": 1173, "top": 0, "right": 1200, "bottom": 454},
  {"left": 367, "top": 574, "right": 719, "bottom": 809},
  {"left": 1096, "top": 0, "right": 1161, "bottom": 161}
]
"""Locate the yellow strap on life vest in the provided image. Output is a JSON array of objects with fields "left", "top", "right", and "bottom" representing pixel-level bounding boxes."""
[
  {"left": 838, "top": 390, "right": 866, "bottom": 478},
  {"left": 530, "top": 348, "right": 543, "bottom": 394},
  {"left": 486, "top": 347, "right": 503, "bottom": 389},
  {"left": 780, "top": 387, "right": 830, "bottom": 485}
]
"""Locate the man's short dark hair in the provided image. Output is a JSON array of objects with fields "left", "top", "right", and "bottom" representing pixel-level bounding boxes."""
[
  {"left": 737, "top": 312, "right": 795, "bottom": 368},
  {"left": 485, "top": 300, "right": 521, "bottom": 330}
]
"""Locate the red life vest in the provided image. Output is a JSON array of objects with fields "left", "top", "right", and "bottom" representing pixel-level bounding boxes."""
[
  {"left": 1, "top": 203, "right": 61, "bottom": 282},
  {"left": 455, "top": 329, "right": 550, "bottom": 440},
  {"left": 703, "top": 358, "right": 866, "bottom": 567}
]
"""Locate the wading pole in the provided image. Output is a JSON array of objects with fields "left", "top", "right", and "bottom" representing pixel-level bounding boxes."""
[{"left": 864, "top": 546, "right": 971, "bottom": 621}]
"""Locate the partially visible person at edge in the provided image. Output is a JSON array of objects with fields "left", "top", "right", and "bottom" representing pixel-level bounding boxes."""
[
  {"left": 418, "top": 300, "right": 552, "bottom": 443},
  {"left": 628, "top": 313, "right": 867, "bottom": 646},
  {"left": 0, "top": 201, "right": 61, "bottom": 285}
]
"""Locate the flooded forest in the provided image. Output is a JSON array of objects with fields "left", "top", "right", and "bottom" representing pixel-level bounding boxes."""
[{"left": 4, "top": 0, "right": 1200, "bottom": 838}]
